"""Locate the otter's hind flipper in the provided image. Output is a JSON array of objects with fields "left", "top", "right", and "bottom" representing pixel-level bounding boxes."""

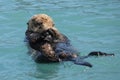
[
  {"left": 72, "top": 57, "right": 92, "bottom": 68},
  {"left": 74, "top": 60, "right": 92, "bottom": 68}
]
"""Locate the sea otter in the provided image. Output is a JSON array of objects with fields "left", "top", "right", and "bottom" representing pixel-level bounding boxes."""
[{"left": 25, "top": 14, "right": 114, "bottom": 67}]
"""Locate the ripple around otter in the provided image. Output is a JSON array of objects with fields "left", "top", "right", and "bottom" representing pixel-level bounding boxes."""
[{"left": 0, "top": 0, "right": 120, "bottom": 80}]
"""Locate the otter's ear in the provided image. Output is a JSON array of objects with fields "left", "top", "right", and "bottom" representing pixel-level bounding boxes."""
[{"left": 27, "top": 22, "right": 29, "bottom": 25}]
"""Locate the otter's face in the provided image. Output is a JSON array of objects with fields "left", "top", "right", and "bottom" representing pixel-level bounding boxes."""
[{"left": 27, "top": 14, "right": 54, "bottom": 33}]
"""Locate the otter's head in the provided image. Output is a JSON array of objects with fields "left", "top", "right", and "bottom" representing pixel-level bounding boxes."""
[{"left": 27, "top": 14, "right": 55, "bottom": 33}]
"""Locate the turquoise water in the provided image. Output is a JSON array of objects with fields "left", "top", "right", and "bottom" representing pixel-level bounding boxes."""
[{"left": 0, "top": 0, "right": 120, "bottom": 80}]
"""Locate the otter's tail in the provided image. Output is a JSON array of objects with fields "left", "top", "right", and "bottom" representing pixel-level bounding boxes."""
[{"left": 88, "top": 51, "right": 114, "bottom": 57}]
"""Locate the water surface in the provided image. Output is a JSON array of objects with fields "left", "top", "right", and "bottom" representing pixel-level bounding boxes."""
[{"left": 0, "top": 0, "right": 120, "bottom": 80}]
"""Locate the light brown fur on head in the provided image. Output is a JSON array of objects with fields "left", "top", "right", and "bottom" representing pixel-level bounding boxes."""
[
  {"left": 27, "top": 14, "right": 55, "bottom": 33},
  {"left": 27, "top": 14, "right": 66, "bottom": 42}
]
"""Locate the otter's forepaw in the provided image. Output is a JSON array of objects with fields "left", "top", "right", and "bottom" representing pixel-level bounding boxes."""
[{"left": 29, "top": 33, "right": 40, "bottom": 42}]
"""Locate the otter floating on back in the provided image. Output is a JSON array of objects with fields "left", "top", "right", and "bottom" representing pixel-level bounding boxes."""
[{"left": 25, "top": 14, "right": 114, "bottom": 68}]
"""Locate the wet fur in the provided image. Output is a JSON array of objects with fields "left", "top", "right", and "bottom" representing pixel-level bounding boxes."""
[{"left": 25, "top": 14, "right": 114, "bottom": 67}]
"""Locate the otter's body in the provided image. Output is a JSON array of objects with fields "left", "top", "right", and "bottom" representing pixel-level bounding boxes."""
[{"left": 25, "top": 14, "right": 114, "bottom": 68}]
